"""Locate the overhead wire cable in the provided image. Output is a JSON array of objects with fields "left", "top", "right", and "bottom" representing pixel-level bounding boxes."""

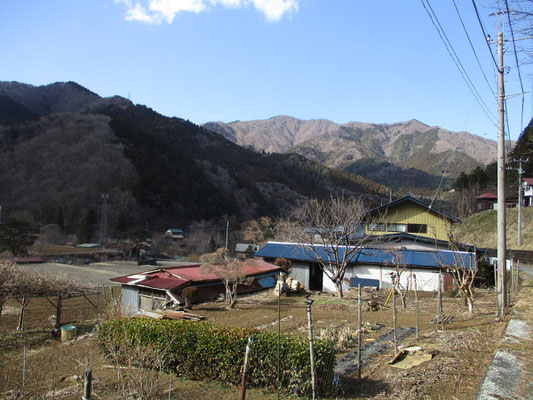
[
  {"left": 420, "top": 0, "right": 497, "bottom": 126},
  {"left": 471, "top": 0, "right": 499, "bottom": 70},
  {"left": 452, "top": 0, "right": 496, "bottom": 98},
  {"left": 504, "top": 0, "right": 526, "bottom": 134},
  {"left": 424, "top": 0, "right": 497, "bottom": 122}
]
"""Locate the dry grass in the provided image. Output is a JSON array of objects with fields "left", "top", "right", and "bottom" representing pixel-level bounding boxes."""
[{"left": 453, "top": 207, "right": 533, "bottom": 250}]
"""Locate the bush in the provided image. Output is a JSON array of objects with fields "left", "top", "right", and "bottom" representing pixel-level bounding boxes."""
[
  {"left": 182, "top": 286, "right": 199, "bottom": 308},
  {"left": 98, "top": 318, "right": 336, "bottom": 396}
]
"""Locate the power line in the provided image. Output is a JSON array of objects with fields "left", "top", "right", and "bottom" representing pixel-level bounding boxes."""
[
  {"left": 452, "top": 0, "right": 496, "bottom": 98},
  {"left": 504, "top": 0, "right": 526, "bottom": 134},
  {"left": 420, "top": 0, "right": 497, "bottom": 126},
  {"left": 472, "top": 0, "right": 499, "bottom": 70}
]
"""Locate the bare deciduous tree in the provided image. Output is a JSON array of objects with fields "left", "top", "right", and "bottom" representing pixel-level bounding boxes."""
[
  {"left": 0, "top": 262, "right": 18, "bottom": 317},
  {"left": 275, "top": 195, "right": 373, "bottom": 297},
  {"left": 436, "top": 236, "right": 478, "bottom": 314},
  {"left": 242, "top": 216, "right": 275, "bottom": 245},
  {"left": 387, "top": 252, "right": 408, "bottom": 308},
  {"left": 200, "top": 248, "right": 250, "bottom": 308},
  {"left": 0, "top": 262, "right": 84, "bottom": 328}
]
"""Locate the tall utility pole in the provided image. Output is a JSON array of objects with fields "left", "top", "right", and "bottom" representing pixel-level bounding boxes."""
[
  {"left": 509, "top": 158, "right": 528, "bottom": 246},
  {"left": 225, "top": 220, "right": 229, "bottom": 249},
  {"left": 496, "top": 31, "right": 507, "bottom": 317},
  {"left": 100, "top": 193, "right": 109, "bottom": 245}
]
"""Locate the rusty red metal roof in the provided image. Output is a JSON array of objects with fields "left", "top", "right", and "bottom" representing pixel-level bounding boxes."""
[
  {"left": 523, "top": 177, "right": 533, "bottom": 185},
  {"left": 474, "top": 192, "right": 498, "bottom": 199},
  {"left": 110, "top": 259, "right": 280, "bottom": 290}
]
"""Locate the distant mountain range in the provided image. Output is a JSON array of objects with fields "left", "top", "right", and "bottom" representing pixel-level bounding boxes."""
[
  {"left": 0, "top": 81, "right": 388, "bottom": 234},
  {"left": 204, "top": 116, "right": 497, "bottom": 190}
]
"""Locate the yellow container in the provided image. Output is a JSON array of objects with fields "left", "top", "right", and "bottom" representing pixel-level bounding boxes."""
[{"left": 60, "top": 325, "right": 76, "bottom": 342}]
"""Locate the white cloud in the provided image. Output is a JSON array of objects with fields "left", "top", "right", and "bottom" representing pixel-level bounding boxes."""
[
  {"left": 115, "top": 0, "right": 298, "bottom": 24},
  {"left": 251, "top": 0, "right": 298, "bottom": 21}
]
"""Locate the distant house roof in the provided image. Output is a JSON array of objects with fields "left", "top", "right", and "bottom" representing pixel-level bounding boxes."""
[
  {"left": 474, "top": 192, "right": 498, "bottom": 199},
  {"left": 367, "top": 195, "right": 461, "bottom": 224},
  {"left": 167, "top": 228, "right": 184, "bottom": 234},
  {"left": 523, "top": 178, "right": 533, "bottom": 185},
  {"left": 255, "top": 241, "right": 476, "bottom": 269},
  {"left": 365, "top": 232, "right": 479, "bottom": 252},
  {"left": 235, "top": 243, "right": 259, "bottom": 253},
  {"left": 110, "top": 259, "right": 280, "bottom": 291}
]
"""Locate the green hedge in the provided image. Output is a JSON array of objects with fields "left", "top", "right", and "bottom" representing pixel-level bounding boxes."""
[{"left": 98, "top": 318, "right": 337, "bottom": 396}]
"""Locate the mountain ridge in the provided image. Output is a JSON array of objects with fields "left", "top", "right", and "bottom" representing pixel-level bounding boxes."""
[{"left": 203, "top": 116, "right": 497, "bottom": 190}]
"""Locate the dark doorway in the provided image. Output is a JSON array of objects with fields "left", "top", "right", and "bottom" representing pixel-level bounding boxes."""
[{"left": 309, "top": 263, "right": 323, "bottom": 291}]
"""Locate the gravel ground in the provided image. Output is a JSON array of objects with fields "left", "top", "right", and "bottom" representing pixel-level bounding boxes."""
[{"left": 15, "top": 260, "right": 194, "bottom": 286}]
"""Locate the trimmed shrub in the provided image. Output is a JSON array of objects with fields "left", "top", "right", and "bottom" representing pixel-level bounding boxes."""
[{"left": 98, "top": 318, "right": 336, "bottom": 396}]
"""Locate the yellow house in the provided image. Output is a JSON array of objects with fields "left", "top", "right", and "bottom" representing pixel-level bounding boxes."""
[{"left": 365, "top": 195, "right": 461, "bottom": 242}]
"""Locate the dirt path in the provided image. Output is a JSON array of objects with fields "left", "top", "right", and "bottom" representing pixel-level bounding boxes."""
[{"left": 335, "top": 327, "right": 415, "bottom": 376}]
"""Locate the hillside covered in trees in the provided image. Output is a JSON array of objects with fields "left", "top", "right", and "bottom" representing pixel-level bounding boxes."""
[
  {"left": 451, "top": 118, "right": 533, "bottom": 217},
  {"left": 0, "top": 81, "right": 389, "bottom": 240}
]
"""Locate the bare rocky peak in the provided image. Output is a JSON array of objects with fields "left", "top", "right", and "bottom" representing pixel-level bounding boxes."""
[
  {"left": 203, "top": 115, "right": 338, "bottom": 153},
  {"left": 203, "top": 115, "right": 498, "bottom": 176}
]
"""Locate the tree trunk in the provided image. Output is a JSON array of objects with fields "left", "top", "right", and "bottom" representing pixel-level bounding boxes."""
[
  {"left": 230, "top": 284, "right": 238, "bottom": 308},
  {"left": 467, "top": 296, "right": 474, "bottom": 314},
  {"left": 55, "top": 295, "right": 62, "bottom": 329},
  {"left": 334, "top": 279, "right": 344, "bottom": 298}
]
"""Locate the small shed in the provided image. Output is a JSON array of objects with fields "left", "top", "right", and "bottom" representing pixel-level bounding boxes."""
[
  {"left": 111, "top": 260, "right": 280, "bottom": 315},
  {"left": 474, "top": 192, "right": 498, "bottom": 212},
  {"left": 235, "top": 243, "right": 260, "bottom": 258}
]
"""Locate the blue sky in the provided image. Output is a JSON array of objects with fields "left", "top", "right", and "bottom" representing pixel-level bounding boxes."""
[{"left": 1, "top": 0, "right": 532, "bottom": 141}]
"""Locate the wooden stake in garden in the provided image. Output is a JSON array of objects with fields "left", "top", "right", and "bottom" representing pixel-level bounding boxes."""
[
  {"left": 83, "top": 367, "right": 92, "bottom": 400},
  {"left": 16, "top": 297, "right": 30, "bottom": 330},
  {"left": 438, "top": 270, "right": 444, "bottom": 331},
  {"left": 414, "top": 274, "right": 419, "bottom": 340},
  {"left": 240, "top": 335, "right": 253, "bottom": 400},
  {"left": 305, "top": 296, "right": 317, "bottom": 400},
  {"left": 392, "top": 287, "right": 398, "bottom": 355},
  {"left": 357, "top": 284, "right": 362, "bottom": 383}
]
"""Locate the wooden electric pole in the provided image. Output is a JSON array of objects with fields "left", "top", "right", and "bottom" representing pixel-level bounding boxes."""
[{"left": 496, "top": 31, "right": 507, "bottom": 318}]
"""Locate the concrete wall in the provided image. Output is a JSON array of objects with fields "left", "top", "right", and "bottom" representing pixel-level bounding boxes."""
[
  {"left": 290, "top": 262, "right": 443, "bottom": 293},
  {"left": 354, "top": 265, "right": 442, "bottom": 291}
]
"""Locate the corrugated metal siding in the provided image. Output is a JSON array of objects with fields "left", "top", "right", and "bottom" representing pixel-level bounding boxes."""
[
  {"left": 291, "top": 262, "right": 310, "bottom": 289},
  {"left": 121, "top": 285, "right": 139, "bottom": 316}
]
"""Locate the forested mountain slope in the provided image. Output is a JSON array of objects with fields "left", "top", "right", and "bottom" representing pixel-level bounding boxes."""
[{"left": 0, "top": 81, "right": 388, "bottom": 237}]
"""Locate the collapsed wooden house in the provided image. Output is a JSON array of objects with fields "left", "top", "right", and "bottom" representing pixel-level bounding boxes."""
[{"left": 110, "top": 260, "right": 280, "bottom": 315}]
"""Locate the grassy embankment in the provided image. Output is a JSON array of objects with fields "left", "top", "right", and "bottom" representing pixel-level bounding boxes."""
[{"left": 453, "top": 207, "right": 533, "bottom": 250}]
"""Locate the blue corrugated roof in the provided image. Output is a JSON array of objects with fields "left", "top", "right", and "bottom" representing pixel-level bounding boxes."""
[{"left": 255, "top": 242, "right": 476, "bottom": 269}]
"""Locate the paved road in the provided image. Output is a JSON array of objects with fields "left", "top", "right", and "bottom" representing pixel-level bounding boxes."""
[
  {"left": 16, "top": 260, "right": 193, "bottom": 287},
  {"left": 475, "top": 271, "right": 533, "bottom": 399}
]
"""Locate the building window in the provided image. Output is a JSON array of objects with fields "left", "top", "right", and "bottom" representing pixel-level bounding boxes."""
[
  {"left": 407, "top": 224, "right": 427, "bottom": 234},
  {"left": 388, "top": 223, "right": 407, "bottom": 232},
  {"left": 368, "top": 222, "right": 387, "bottom": 232}
]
